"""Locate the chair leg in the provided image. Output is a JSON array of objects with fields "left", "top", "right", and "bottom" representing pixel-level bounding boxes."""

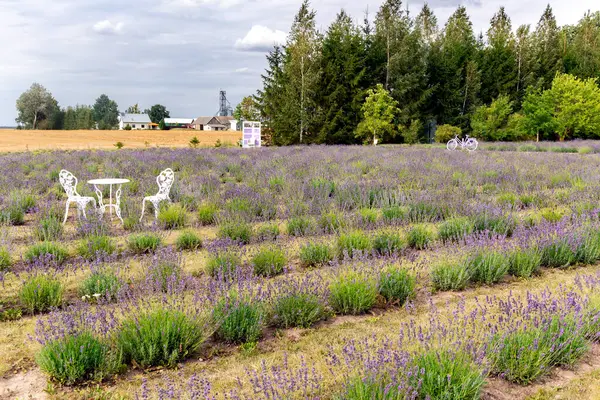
[
  {"left": 63, "top": 201, "right": 70, "bottom": 225},
  {"left": 139, "top": 199, "right": 146, "bottom": 222},
  {"left": 152, "top": 200, "right": 160, "bottom": 219},
  {"left": 81, "top": 202, "right": 87, "bottom": 220}
]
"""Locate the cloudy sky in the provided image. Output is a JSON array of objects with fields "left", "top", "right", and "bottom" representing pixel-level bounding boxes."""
[{"left": 0, "top": 0, "right": 597, "bottom": 126}]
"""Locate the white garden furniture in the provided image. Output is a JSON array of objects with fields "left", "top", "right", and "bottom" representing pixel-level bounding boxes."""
[
  {"left": 447, "top": 135, "right": 478, "bottom": 151},
  {"left": 59, "top": 169, "right": 98, "bottom": 225},
  {"left": 139, "top": 168, "right": 175, "bottom": 221},
  {"left": 88, "top": 178, "right": 130, "bottom": 224}
]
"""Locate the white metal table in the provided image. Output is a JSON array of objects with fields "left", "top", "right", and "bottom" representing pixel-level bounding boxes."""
[{"left": 87, "top": 178, "right": 130, "bottom": 223}]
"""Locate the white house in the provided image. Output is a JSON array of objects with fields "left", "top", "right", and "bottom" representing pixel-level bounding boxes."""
[{"left": 118, "top": 113, "right": 154, "bottom": 130}]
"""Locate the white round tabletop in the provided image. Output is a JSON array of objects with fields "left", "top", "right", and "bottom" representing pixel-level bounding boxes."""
[{"left": 87, "top": 178, "right": 130, "bottom": 185}]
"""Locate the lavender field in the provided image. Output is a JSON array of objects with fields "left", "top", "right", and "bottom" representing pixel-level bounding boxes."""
[{"left": 2, "top": 144, "right": 600, "bottom": 399}]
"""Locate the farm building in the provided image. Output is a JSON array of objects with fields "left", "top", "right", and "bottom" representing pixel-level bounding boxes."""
[
  {"left": 192, "top": 116, "right": 237, "bottom": 131},
  {"left": 118, "top": 113, "right": 156, "bottom": 130},
  {"left": 164, "top": 118, "right": 195, "bottom": 129}
]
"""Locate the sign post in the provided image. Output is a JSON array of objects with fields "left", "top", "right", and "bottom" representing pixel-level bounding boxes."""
[{"left": 242, "top": 121, "right": 261, "bottom": 148}]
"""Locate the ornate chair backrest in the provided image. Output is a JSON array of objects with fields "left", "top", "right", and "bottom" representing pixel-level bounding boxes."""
[
  {"left": 59, "top": 169, "right": 80, "bottom": 198},
  {"left": 156, "top": 168, "right": 175, "bottom": 198}
]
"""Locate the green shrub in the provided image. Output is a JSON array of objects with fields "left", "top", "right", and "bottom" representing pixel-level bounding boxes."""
[
  {"left": 473, "top": 214, "right": 515, "bottom": 237},
  {"left": 34, "top": 215, "right": 63, "bottom": 241},
  {"left": 127, "top": 233, "right": 162, "bottom": 254},
  {"left": 299, "top": 242, "right": 334, "bottom": 268},
  {"left": 508, "top": 248, "right": 542, "bottom": 278},
  {"left": 37, "top": 333, "right": 113, "bottom": 385},
  {"left": 122, "top": 216, "right": 140, "bottom": 232},
  {"left": 287, "top": 216, "right": 313, "bottom": 236},
  {"left": 0, "top": 205, "right": 24, "bottom": 226},
  {"left": 117, "top": 308, "right": 206, "bottom": 368},
  {"left": 575, "top": 231, "right": 600, "bottom": 264},
  {"left": 215, "top": 300, "right": 264, "bottom": 344},
  {"left": 268, "top": 176, "right": 285, "bottom": 192},
  {"left": 329, "top": 272, "right": 378, "bottom": 315},
  {"left": 148, "top": 261, "right": 182, "bottom": 292},
  {"left": 518, "top": 194, "right": 536, "bottom": 207},
  {"left": 467, "top": 251, "right": 509, "bottom": 285},
  {"left": 79, "top": 270, "right": 121, "bottom": 301},
  {"left": 251, "top": 246, "right": 286, "bottom": 277},
  {"left": 24, "top": 242, "right": 69, "bottom": 265},
  {"left": 578, "top": 146, "right": 594, "bottom": 154},
  {"left": 381, "top": 206, "right": 406, "bottom": 222},
  {"left": 337, "top": 231, "right": 372, "bottom": 258},
  {"left": 158, "top": 204, "right": 187, "bottom": 229},
  {"left": 218, "top": 221, "right": 252, "bottom": 244},
  {"left": 438, "top": 217, "right": 474, "bottom": 242},
  {"left": 414, "top": 350, "right": 485, "bottom": 400},
  {"left": 518, "top": 144, "right": 539, "bottom": 152},
  {"left": 359, "top": 208, "right": 379, "bottom": 224},
  {"left": 20, "top": 274, "right": 64, "bottom": 314},
  {"left": 434, "top": 124, "right": 462, "bottom": 143},
  {"left": 318, "top": 211, "right": 344, "bottom": 233},
  {"left": 541, "top": 239, "right": 575, "bottom": 268},
  {"left": 206, "top": 251, "right": 241, "bottom": 278},
  {"left": 541, "top": 209, "right": 564, "bottom": 223},
  {"left": 372, "top": 231, "right": 406, "bottom": 256},
  {"left": 339, "top": 377, "right": 402, "bottom": 400},
  {"left": 175, "top": 230, "right": 202, "bottom": 251},
  {"left": 550, "top": 146, "right": 578, "bottom": 153},
  {"left": 407, "top": 202, "right": 446, "bottom": 223},
  {"left": 407, "top": 225, "right": 434, "bottom": 250},
  {"left": 272, "top": 293, "right": 327, "bottom": 328},
  {"left": 10, "top": 191, "right": 37, "bottom": 213},
  {"left": 197, "top": 203, "right": 218, "bottom": 225},
  {"left": 0, "top": 307, "right": 22, "bottom": 322},
  {"left": 77, "top": 235, "right": 116, "bottom": 260},
  {"left": 431, "top": 262, "right": 471, "bottom": 291},
  {"left": 255, "top": 223, "right": 280, "bottom": 242},
  {"left": 378, "top": 267, "right": 415, "bottom": 305},
  {"left": 497, "top": 192, "right": 518, "bottom": 207},
  {"left": 0, "top": 247, "right": 12, "bottom": 272}
]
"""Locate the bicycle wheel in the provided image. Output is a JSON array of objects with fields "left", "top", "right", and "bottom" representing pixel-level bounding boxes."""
[
  {"left": 466, "top": 138, "right": 478, "bottom": 151},
  {"left": 447, "top": 139, "right": 458, "bottom": 151}
]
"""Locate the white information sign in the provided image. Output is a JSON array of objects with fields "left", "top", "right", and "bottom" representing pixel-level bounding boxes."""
[{"left": 242, "top": 121, "right": 261, "bottom": 148}]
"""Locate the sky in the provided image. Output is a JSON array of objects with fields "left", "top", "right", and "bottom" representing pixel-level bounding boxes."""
[{"left": 0, "top": 0, "right": 598, "bottom": 126}]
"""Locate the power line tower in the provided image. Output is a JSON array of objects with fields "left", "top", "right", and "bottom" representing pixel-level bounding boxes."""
[{"left": 216, "top": 90, "right": 233, "bottom": 116}]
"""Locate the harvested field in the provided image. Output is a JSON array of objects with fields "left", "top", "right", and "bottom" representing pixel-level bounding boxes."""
[{"left": 0, "top": 129, "right": 241, "bottom": 152}]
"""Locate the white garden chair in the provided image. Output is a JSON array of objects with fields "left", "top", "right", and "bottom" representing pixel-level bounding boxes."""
[
  {"left": 59, "top": 169, "right": 97, "bottom": 225},
  {"left": 139, "top": 168, "right": 175, "bottom": 221}
]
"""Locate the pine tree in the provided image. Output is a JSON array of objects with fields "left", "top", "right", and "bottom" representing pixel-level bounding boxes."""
[
  {"left": 480, "top": 7, "right": 517, "bottom": 104},
  {"left": 564, "top": 12, "right": 600, "bottom": 80},
  {"left": 415, "top": 4, "right": 438, "bottom": 45},
  {"left": 515, "top": 24, "right": 536, "bottom": 103},
  {"left": 533, "top": 5, "right": 562, "bottom": 89},
  {"left": 316, "top": 10, "right": 368, "bottom": 144}
]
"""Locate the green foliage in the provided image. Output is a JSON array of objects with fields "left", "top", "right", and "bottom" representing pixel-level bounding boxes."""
[
  {"left": 215, "top": 300, "right": 263, "bottom": 344},
  {"left": 20, "top": 274, "right": 64, "bottom": 314},
  {"left": 329, "top": 272, "right": 378, "bottom": 315},
  {"left": 148, "top": 261, "right": 182, "bottom": 293},
  {"left": 127, "top": 233, "right": 162, "bottom": 254},
  {"left": 156, "top": 203, "right": 186, "bottom": 229},
  {"left": 189, "top": 136, "right": 200, "bottom": 148},
  {"left": 381, "top": 206, "right": 406, "bottom": 222},
  {"left": 402, "top": 119, "right": 422, "bottom": 144},
  {"left": 93, "top": 94, "right": 119, "bottom": 130},
  {"left": 37, "top": 333, "right": 114, "bottom": 385},
  {"left": 0, "top": 307, "right": 22, "bottom": 322},
  {"left": 123, "top": 124, "right": 132, "bottom": 131},
  {"left": 471, "top": 95, "right": 519, "bottom": 141},
  {"left": 337, "top": 231, "right": 372, "bottom": 258},
  {"left": 15, "top": 83, "right": 60, "bottom": 129},
  {"left": 356, "top": 84, "right": 399, "bottom": 144},
  {"left": 473, "top": 213, "right": 515, "bottom": 236},
  {"left": 467, "top": 251, "right": 509, "bottom": 284},
  {"left": 378, "top": 267, "right": 415, "bottom": 305},
  {"left": 437, "top": 217, "right": 474, "bottom": 242},
  {"left": 34, "top": 215, "right": 63, "bottom": 241},
  {"left": 272, "top": 293, "right": 326, "bottom": 328},
  {"left": 434, "top": 124, "right": 462, "bottom": 143},
  {"left": 24, "top": 242, "right": 68, "bottom": 265},
  {"left": 372, "top": 231, "right": 406, "bottom": 255},
  {"left": 206, "top": 251, "right": 241, "bottom": 278},
  {"left": 318, "top": 211, "right": 344, "bottom": 233},
  {"left": 541, "top": 239, "right": 576, "bottom": 268},
  {"left": 79, "top": 270, "right": 121, "bottom": 301},
  {"left": 413, "top": 350, "right": 486, "bottom": 400},
  {"left": 299, "top": 242, "right": 334, "bottom": 267},
  {"left": 251, "top": 246, "right": 287, "bottom": 277},
  {"left": 359, "top": 208, "right": 379, "bottom": 224},
  {"left": 0, "top": 247, "right": 12, "bottom": 272},
  {"left": 76, "top": 235, "right": 116, "bottom": 260},
  {"left": 218, "top": 221, "right": 252, "bottom": 244},
  {"left": 407, "top": 224, "right": 434, "bottom": 250},
  {"left": 255, "top": 223, "right": 280, "bottom": 242},
  {"left": 175, "top": 230, "right": 202, "bottom": 251},
  {"left": 0, "top": 204, "right": 25, "bottom": 226},
  {"left": 508, "top": 247, "right": 542, "bottom": 278},
  {"left": 287, "top": 216, "right": 313, "bottom": 236},
  {"left": 197, "top": 203, "right": 218, "bottom": 225},
  {"left": 148, "top": 104, "right": 170, "bottom": 124},
  {"left": 117, "top": 308, "right": 206, "bottom": 368},
  {"left": 431, "top": 261, "right": 472, "bottom": 291}
]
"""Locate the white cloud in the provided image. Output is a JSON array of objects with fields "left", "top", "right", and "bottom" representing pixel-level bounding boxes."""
[
  {"left": 235, "top": 67, "right": 249, "bottom": 73},
  {"left": 235, "top": 25, "right": 287, "bottom": 52},
  {"left": 93, "top": 20, "right": 124, "bottom": 35}
]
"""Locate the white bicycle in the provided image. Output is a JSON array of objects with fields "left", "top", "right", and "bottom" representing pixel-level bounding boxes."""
[{"left": 447, "top": 135, "right": 478, "bottom": 151}]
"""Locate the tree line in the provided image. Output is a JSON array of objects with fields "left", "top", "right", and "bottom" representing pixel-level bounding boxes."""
[
  {"left": 15, "top": 86, "right": 171, "bottom": 130},
  {"left": 251, "top": 0, "right": 600, "bottom": 144}
]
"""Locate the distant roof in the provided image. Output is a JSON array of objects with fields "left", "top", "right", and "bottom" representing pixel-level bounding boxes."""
[
  {"left": 193, "top": 116, "right": 234, "bottom": 126},
  {"left": 192, "top": 117, "right": 212, "bottom": 125},
  {"left": 120, "top": 113, "right": 151, "bottom": 123},
  {"left": 164, "top": 118, "right": 194, "bottom": 124}
]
